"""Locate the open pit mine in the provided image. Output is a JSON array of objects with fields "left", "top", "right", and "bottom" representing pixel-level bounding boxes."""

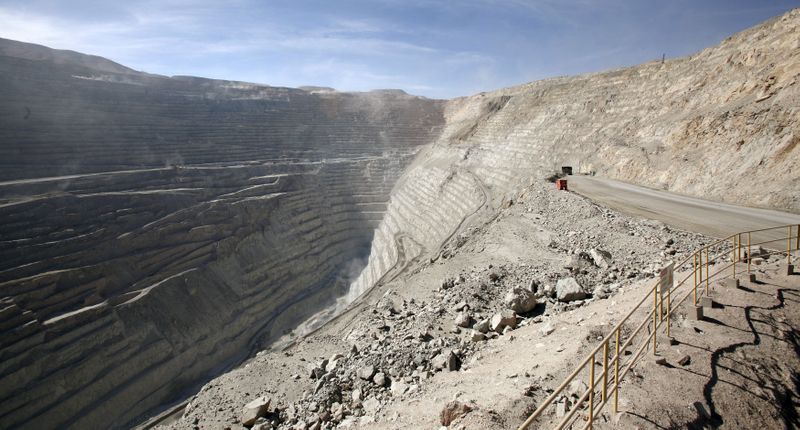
[{"left": 1, "top": 8, "right": 800, "bottom": 430}]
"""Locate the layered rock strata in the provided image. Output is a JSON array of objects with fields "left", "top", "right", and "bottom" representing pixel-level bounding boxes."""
[
  {"left": 1, "top": 8, "right": 799, "bottom": 430},
  {"left": 353, "top": 9, "right": 800, "bottom": 294},
  {"left": 0, "top": 38, "right": 443, "bottom": 429}
]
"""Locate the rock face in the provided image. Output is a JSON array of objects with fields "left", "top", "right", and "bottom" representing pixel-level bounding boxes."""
[
  {"left": 0, "top": 38, "right": 444, "bottom": 430},
  {"left": 349, "top": 9, "right": 800, "bottom": 306}
]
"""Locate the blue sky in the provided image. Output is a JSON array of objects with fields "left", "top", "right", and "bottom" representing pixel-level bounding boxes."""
[{"left": 0, "top": 0, "right": 796, "bottom": 98}]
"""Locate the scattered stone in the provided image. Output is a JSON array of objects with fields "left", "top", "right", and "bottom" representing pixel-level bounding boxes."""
[
  {"left": 555, "top": 400, "right": 567, "bottom": 418},
  {"left": 240, "top": 396, "right": 271, "bottom": 426},
  {"left": 440, "top": 401, "right": 472, "bottom": 426},
  {"left": 474, "top": 319, "right": 490, "bottom": 333},
  {"left": 655, "top": 357, "right": 668, "bottom": 366},
  {"left": 568, "top": 380, "right": 588, "bottom": 397},
  {"left": 589, "top": 249, "right": 613, "bottom": 268},
  {"left": 678, "top": 355, "right": 691, "bottom": 366},
  {"left": 539, "top": 322, "right": 555, "bottom": 336},
  {"left": 470, "top": 330, "right": 487, "bottom": 342},
  {"left": 390, "top": 380, "right": 408, "bottom": 395},
  {"left": 362, "top": 397, "right": 381, "bottom": 413},
  {"left": 556, "top": 277, "right": 587, "bottom": 302},
  {"left": 455, "top": 312, "right": 472, "bottom": 328},
  {"left": 373, "top": 372, "right": 387, "bottom": 387},
  {"left": 358, "top": 365, "right": 376, "bottom": 381},
  {"left": 490, "top": 309, "right": 517, "bottom": 332},
  {"left": 453, "top": 301, "right": 469, "bottom": 312},
  {"left": 504, "top": 287, "right": 538, "bottom": 313}
]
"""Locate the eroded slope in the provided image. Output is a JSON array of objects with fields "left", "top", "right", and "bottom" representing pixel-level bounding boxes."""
[{"left": 353, "top": 8, "right": 800, "bottom": 297}]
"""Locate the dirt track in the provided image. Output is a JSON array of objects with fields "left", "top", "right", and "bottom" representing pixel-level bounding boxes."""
[{"left": 569, "top": 175, "right": 800, "bottom": 241}]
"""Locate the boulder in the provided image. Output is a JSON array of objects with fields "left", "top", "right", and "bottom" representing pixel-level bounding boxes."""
[
  {"left": 446, "top": 352, "right": 461, "bottom": 371},
  {"left": 589, "top": 249, "right": 613, "bottom": 269},
  {"left": 470, "top": 330, "right": 487, "bottom": 342},
  {"left": 592, "top": 284, "right": 611, "bottom": 299},
  {"left": 372, "top": 372, "right": 387, "bottom": 387},
  {"left": 325, "top": 358, "right": 340, "bottom": 373},
  {"left": 453, "top": 301, "right": 469, "bottom": 312},
  {"left": 504, "top": 287, "right": 538, "bottom": 313},
  {"left": 357, "top": 365, "right": 376, "bottom": 381},
  {"left": 440, "top": 401, "right": 472, "bottom": 426},
  {"left": 240, "top": 396, "right": 271, "bottom": 426},
  {"left": 432, "top": 350, "right": 460, "bottom": 371},
  {"left": 362, "top": 397, "right": 381, "bottom": 413},
  {"left": 556, "top": 278, "right": 587, "bottom": 302},
  {"left": 455, "top": 312, "right": 472, "bottom": 328},
  {"left": 490, "top": 309, "right": 517, "bottom": 332},
  {"left": 564, "top": 252, "right": 594, "bottom": 271},
  {"left": 473, "top": 319, "right": 490, "bottom": 333},
  {"left": 390, "top": 380, "right": 408, "bottom": 395},
  {"left": 431, "top": 353, "right": 447, "bottom": 369}
]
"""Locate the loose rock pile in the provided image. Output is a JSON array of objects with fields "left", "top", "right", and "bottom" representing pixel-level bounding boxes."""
[{"left": 168, "top": 180, "right": 713, "bottom": 430}]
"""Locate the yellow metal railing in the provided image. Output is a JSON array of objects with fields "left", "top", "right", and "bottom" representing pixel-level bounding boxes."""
[{"left": 519, "top": 224, "right": 800, "bottom": 430}]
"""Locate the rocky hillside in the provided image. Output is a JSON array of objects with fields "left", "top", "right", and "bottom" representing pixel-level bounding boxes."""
[
  {"left": 0, "top": 8, "right": 798, "bottom": 430},
  {"left": 351, "top": 8, "right": 800, "bottom": 298}
]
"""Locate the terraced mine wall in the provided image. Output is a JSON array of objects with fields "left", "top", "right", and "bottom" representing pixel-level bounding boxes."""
[
  {"left": 351, "top": 10, "right": 800, "bottom": 299},
  {"left": 0, "top": 37, "right": 440, "bottom": 181},
  {"left": 2, "top": 9, "right": 800, "bottom": 430},
  {"left": 0, "top": 38, "right": 443, "bottom": 429}
]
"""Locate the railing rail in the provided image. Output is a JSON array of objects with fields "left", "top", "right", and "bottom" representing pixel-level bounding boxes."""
[{"left": 519, "top": 224, "right": 800, "bottom": 430}]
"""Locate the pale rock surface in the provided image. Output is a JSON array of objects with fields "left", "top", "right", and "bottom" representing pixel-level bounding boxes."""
[
  {"left": 556, "top": 278, "right": 587, "bottom": 302},
  {"left": 504, "top": 287, "right": 538, "bottom": 313}
]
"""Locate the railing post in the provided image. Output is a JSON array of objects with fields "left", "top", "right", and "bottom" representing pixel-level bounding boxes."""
[
  {"left": 796, "top": 224, "right": 799, "bottom": 251},
  {"left": 705, "top": 247, "right": 710, "bottom": 296},
  {"left": 738, "top": 233, "right": 742, "bottom": 262},
  {"left": 666, "top": 286, "right": 671, "bottom": 337},
  {"left": 789, "top": 226, "right": 793, "bottom": 266},
  {"left": 693, "top": 253, "right": 698, "bottom": 305},
  {"left": 732, "top": 236, "right": 736, "bottom": 279},
  {"left": 602, "top": 340, "right": 609, "bottom": 403},
  {"left": 614, "top": 328, "right": 620, "bottom": 413},
  {"left": 653, "top": 287, "right": 658, "bottom": 355},
  {"left": 589, "top": 353, "right": 595, "bottom": 430},
  {"left": 748, "top": 232, "right": 752, "bottom": 274}
]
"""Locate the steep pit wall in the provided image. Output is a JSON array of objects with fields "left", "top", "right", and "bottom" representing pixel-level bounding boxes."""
[
  {"left": 0, "top": 38, "right": 443, "bottom": 181},
  {"left": 352, "top": 9, "right": 800, "bottom": 298},
  {"left": 0, "top": 39, "right": 444, "bottom": 429}
]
